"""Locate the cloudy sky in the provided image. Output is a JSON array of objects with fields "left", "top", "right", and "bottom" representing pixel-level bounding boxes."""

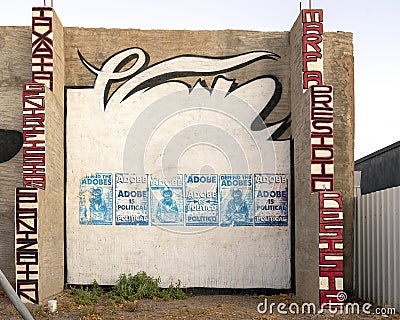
[{"left": 1, "top": 0, "right": 399, "bottom": 159}]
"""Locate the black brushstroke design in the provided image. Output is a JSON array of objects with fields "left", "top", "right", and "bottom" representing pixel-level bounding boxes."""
[
  {"left": 250, "top": 75, "right": 282, "bottom": 131},
  {"left": 0, "top": 129, "right": 23, "bottom": 163},
  {"left": 78, "top": 50, "right": 151, "bottom": 112},
  {"left": 232, "top": 74, "right": 289, "bottom": 140},
  {"left": 77, "top": 47, "right": 291, "bottom": 141},
  {"left": 210, "top": 75, "right": 240, "bottom": 94},
  {"left": 121, "top": 52, "right": 279, "bottom": 105},
  {"left": 268, "top": 114, "right": 291, "bottom": 141},
  {"left": 78, "top": 48, "right": 280, "bottom": 109}
]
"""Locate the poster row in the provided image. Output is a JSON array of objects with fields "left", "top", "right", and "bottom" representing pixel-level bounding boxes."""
[{"left": 79, "top": 174, "right": 289, "bottom": 226}]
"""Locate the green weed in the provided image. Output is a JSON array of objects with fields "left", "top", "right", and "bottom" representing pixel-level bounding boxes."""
[
  {"left": 159, "top": 280, "right": 186, "bottom": 300},
  {"left": 69, "top": 272, "right": 185, "bottom": 307},
  {"left": 70, "top": 280, "right": 103, "bottom": 305},
  {"left": 111, "top": 272, "right": 160, "bottom": 300},
  {"left": 110, "top": 271, "right": 186, "bottom": 302}
]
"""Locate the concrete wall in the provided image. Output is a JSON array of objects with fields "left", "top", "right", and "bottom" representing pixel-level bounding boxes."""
[
  {"left": 36, "top": 9, "right": 65, "bottom": 303},
  {"left": 0, "top": 7, "right": 354, "bottom": 304},
  {"left": 355, "top": 141, "right": 400, "bottom": 195},
  {"left": 0, "top": 26, "right": 31, "bottom": 282},
  {"left": 64, "top": 28, "right": 291, "bottom": 127},
  {"left": 64, "top": 28, "right": 293, "bottom": 288}
]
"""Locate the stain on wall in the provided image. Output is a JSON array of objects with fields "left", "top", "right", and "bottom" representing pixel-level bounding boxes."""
[{"left": 0, "top": 129, "right": 22, "bottom": 163}]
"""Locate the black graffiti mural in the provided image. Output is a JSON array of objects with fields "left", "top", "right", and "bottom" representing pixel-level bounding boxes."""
[
  {"left": 0, "top": 129, "right": 23, "bottom": 163},
  {"left": 78, "top": 47, "right": 291, "bottom": 140}
]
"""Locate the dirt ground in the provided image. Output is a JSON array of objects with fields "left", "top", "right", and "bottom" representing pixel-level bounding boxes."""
[{"left": 0, "top": 290, "right": 399, "bottom": 320}]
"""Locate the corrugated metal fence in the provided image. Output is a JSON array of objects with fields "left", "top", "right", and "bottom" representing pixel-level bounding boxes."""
[{"left": 354, "top": 186, "right": 400, "bottom": 311}]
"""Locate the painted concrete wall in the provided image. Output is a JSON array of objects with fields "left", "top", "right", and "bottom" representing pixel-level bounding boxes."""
[
  {"left": 0, "top": 26, "right": 31, "bottom": 282},
  {"left": 64, "top": 29, "right": 292, "bottom": 288},
  {"left": 63, "top": 28, "right": 291, "bottom": 125}
]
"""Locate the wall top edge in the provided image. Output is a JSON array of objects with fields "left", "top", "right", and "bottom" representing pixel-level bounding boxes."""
[
  {"left": 63, "top": 27, "right": 292, "bottom": 33},
  {"left": 0, "top": 25, "right": 352, "bottom": 35}
]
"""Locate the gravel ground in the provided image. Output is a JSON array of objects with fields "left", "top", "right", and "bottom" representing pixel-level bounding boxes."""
[{"left": 0, "top": 290, "right": 398, "bottom": 319}]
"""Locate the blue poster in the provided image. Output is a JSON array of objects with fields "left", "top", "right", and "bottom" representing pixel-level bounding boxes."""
[
  {"left": 219, "top": 174, "right": 253, "bottom": 226},
  {"left": 79, "top": 173, "right": 113, "bottom": 225},
  {"left": 184, "top": 174, "right": 218, "bottom": 226},
  {"left": 115, "top": 174, "right": 149, "bottom": 225},
  {"left": 150, "top": 175, "right": 184, "bottom": 226},
  {"left": 254, "top": 174, "right": 288, "bottom": 226}
]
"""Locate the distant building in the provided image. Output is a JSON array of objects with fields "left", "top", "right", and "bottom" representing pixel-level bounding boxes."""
[{"left": 355, "top": 141, "right": 400, "bottom": 195}]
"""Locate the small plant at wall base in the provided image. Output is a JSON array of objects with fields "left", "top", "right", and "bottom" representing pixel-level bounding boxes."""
[
  {"left": 160, "top": 280, "right": 186, "bottom": 300},
  {"left": 68, "top": 272, "right": 186, "bottom": 307},
  {"left": 110, "top": 271, "right": 186, "bottom": 302},
  {"left": 70, "top": 280, "right": 103, "bottom": 305},
  {"left": 111, "top": 272, "right": 159, "bottom": 301}
]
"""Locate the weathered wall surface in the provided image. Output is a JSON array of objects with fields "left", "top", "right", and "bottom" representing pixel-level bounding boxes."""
[
  {"left": 64, "top": 28, "right": 291, "bottom": 126},
  {"left": 38, "top": 89, "right": 65, "bottom": 302},
  {"left": 0, "top": 27, "right": 31, "bottom": 282},
  {"left": 64, "top": 29, "right": 293, "bottom": 288},
  {"left": 324, "top": 31, "right": 354, "bottom": 293}
]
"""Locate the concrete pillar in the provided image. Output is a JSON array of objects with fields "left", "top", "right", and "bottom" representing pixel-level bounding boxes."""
[
  {"left": 15, "top": 7, "right": 65, "bottom": 304},
  {"left": 289, "top": 11, "right": 354, "bottom": 305},
  {"left": 35, "top": 7, "right": 65, "bottom": 303},
  {"left": 290, "top": 14, "right": 320, "bottom": 305}
]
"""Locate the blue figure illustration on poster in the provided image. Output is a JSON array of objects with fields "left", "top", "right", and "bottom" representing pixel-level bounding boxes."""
[
  {"left": 224, "top": 188, "right": 252, "bottom": 226},
  {"left": 219, "top": 174, "right": 254, "bottom": 226},
  {"left": 156, "top": 187, "right": 179, "bottom": 223},
  {"left": 79, "top": 173, "right": 113, "bottom": 225}
]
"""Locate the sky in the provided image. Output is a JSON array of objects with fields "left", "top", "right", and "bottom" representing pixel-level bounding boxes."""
[{"left": 1, "top": 0, "right": 399, "bottom": 160}]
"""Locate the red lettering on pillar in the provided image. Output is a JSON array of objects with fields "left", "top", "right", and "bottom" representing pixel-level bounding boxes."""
[
  {"left": 15, "top": 188, "right": 39, "bottom": 304},
  {"left": 319, "top": 191, "right": 344, "bottom": 310},
  {"left": 23, "top": 82, "right": 46, "bottom": 190},
  {"left": 310, "top": 85, "right": 334, "bottom": 192},
  {"left": 32, "top": 7, "right": 53, "bottom": 91},
  {"left": 302, "top": 9, "right": 323, "bottom": 90}
]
